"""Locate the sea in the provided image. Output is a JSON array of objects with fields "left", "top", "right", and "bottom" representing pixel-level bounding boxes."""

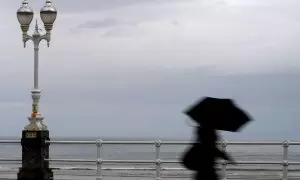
[{"left": 1, "top": 137, "right": 300, "bottom": 179}]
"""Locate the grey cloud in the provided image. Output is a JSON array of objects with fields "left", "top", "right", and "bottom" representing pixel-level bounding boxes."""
[
  {"left": 7, "top": 0, "right": 157, "bottom": 14},
  {"left": 10, "top": 0, "right": 144, "bottom": 12},
  {"left": 78, "top": 18, "right": 137, "bottom": 29},
  {"left": 57, "top": 0, "right": 153, "bottom": 12},
  {"left": 75, "top": 18, "right": 139, "bottom": 37},
  {"left": 39, "top": 0, "right": 190, "bottom": 13},
  {"left": 3, "top": 0, "right": 300, "bottom": 139},
  {"left": 1, "top": 67, "right": 300, "bottom": 139},
  {"left": 102, "top": 26, "right": 139, "bottom": 37},
  {"left": 172, "top": 20, "right": 179, "bottom": 26},
  {"left": 13, "top": 68, "right": 298, "bottom": 139}
]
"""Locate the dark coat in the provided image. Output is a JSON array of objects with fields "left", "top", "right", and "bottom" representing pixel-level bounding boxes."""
[{"left": 182, "top": 126, "right": 232, "bottom": 180}]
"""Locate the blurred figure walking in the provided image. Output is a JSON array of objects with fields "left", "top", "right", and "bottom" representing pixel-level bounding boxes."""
[{"left": 181, "top": 97, "right": 253, "bottom": 180}]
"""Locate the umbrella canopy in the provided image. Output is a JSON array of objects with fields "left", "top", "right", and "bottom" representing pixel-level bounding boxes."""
[{"left": 184, "top": 97, "right": 252, "bottom": 132}]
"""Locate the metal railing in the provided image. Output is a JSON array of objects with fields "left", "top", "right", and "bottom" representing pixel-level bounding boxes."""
[{"left": 1, "top": 139, "right": 300, "bottom": 180}]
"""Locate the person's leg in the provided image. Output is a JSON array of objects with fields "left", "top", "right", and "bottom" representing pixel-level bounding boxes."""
[
  {"left": 195, "top": 171, "right": 218, "bottom": 180},
  {"left": 195, "top": 172, "right": 201, "bottom": 180}
]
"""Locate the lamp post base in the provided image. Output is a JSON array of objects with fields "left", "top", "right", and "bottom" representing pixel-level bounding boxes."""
[{"left": 17, "top": 130, "right": 53, "bottom": 180}]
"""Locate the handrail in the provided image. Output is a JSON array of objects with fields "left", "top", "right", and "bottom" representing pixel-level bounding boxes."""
[
  {"left": 0, "top": 158, "right": 21, "bottom": 162},
  {"left": 3, "top": 158, "right": 300, "bottom": 166},
  {"left": 44, "top": 159, "right": 300, "bottom": 165},
  {"left": 1, "top": 139, "right": 299, "bottom": 180},
  {"left": 1, "top": 139, "right": 300, "bottom": 145},
  {"left": 0, "top": 140, "right": 20, "bottom": 144}
]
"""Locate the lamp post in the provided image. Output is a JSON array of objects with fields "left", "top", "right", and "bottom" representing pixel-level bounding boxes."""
[{"left": 16, "top": 0, "right": 57, "bottom": 179}]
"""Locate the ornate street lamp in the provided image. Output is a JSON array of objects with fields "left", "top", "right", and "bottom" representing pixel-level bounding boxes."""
[
  {"left": 17, "top": 0, "right": 57, "bottom": 130},
  {"left": 16, "top": 1, "right": 57, "bottom": 179}
]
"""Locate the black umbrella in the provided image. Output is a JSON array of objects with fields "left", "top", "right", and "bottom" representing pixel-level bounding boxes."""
[{"left": 184, "top": 97, "right": 252, "bottom": 132}]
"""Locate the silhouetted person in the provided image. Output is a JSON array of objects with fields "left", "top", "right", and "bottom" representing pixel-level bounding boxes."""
[
  {"left": 183, "top": 97, "right": 251, "bottom": 179},
  {"left": 182, "top": 125, "right": 234, "bottom": 180}
]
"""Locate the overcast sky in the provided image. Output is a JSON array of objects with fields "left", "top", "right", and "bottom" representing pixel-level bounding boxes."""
[{"left": 0, "top": 0, "right": 300, "bottom": 140}]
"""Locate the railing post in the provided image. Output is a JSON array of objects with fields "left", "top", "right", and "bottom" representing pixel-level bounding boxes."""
[
  {"left": 282, "top": 140, "right": 289, "bottom": 180},
  {"left": 221, "top": 140, "right": 228, "bottom": 180},
  {"left": 155, "top": 140, "right": 161, "bottom": 180},
  {"left": 96, "top": 139, "right": 103, "bottom": 180}
]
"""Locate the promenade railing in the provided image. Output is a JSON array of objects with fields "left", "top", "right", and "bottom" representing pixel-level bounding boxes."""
[{"left": 1, "top": 139, "right": 300, "bottom": 180}]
